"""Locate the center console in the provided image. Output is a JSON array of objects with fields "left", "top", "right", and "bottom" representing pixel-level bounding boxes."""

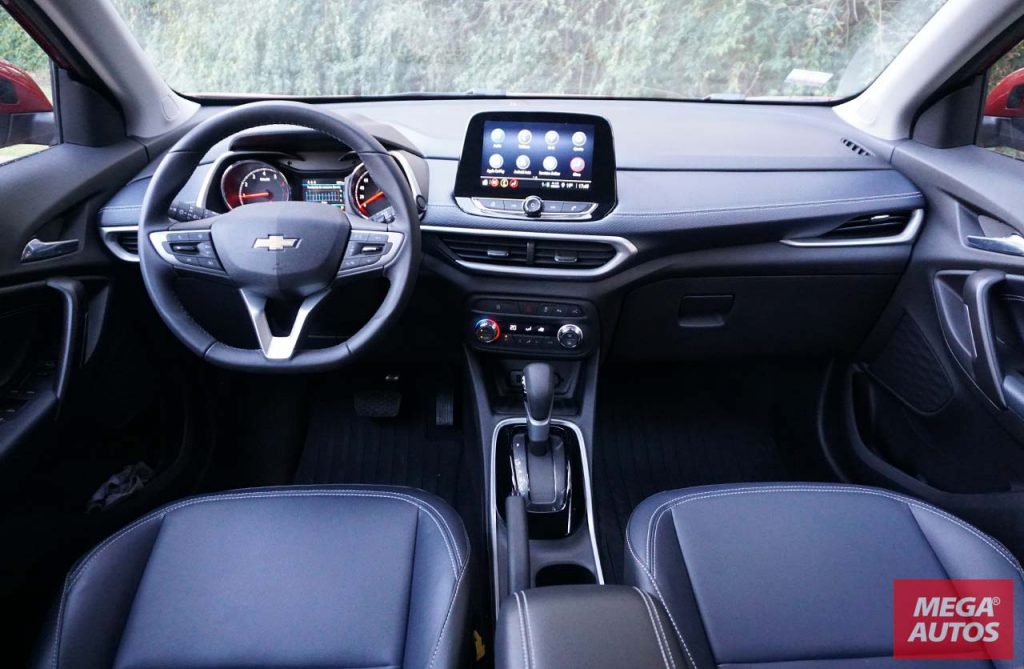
[{"left": 453, "top": 112, "right": 617, "bottom": 221}]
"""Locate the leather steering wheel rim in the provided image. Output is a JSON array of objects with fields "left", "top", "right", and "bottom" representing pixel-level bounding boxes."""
[{"left": 138, "top": 101, "right": 421, "bottom": 373}]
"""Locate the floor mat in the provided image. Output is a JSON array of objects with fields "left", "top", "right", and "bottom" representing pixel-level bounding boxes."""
[
  {"left": 295, "top": 382, "right": 464, "bottom": 500},
  {"left": 592, "top": 363, "right": 836, "bottom": 582}
]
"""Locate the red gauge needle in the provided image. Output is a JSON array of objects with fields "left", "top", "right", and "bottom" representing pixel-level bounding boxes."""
[
  {"left": 359, "top": 190, "right": 386, "bottom": 212},
  {"left": 240, "top": 191, "right": 272, "bottom": 201}
]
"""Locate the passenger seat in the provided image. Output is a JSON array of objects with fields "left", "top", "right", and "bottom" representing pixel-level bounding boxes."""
[{"left": 625, "top": 483, "right": 1024, "bottom": 668}]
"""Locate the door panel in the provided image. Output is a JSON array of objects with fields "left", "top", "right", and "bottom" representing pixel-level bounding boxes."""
[
  {"left": 833, "top": 142, "right": 1024, "bottom": 556},
  {"left": 0, "top": 140, "right": 146, "bottom": 479}
]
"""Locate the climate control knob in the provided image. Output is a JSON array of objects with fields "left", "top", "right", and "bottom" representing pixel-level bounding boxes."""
[
  {"left": 474, "top": 318, "right": 501, "bottom": 343},
  {"left": 556, "top": 323, "right": 583, "bottom": 350}
]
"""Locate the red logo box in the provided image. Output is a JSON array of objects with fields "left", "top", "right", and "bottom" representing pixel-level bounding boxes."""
[{"left": 894, "top": 579, "right": 1014, "bottom": 660}]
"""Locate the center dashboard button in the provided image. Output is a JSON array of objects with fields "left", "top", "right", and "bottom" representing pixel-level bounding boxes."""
[{"left": 522, "top": 196, "right": 544, "bottom": 216}]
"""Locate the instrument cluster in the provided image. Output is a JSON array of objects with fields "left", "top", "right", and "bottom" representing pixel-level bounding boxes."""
[{"left": 204, "top": 152, "right": 397, "bottom": 223}]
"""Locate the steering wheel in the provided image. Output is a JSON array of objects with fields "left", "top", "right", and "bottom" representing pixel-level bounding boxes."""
[{"left": 137, "top": 101, "right": 420, "bottom": 372}]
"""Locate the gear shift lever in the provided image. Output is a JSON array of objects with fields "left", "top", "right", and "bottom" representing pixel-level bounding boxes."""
[
  {"left": 511, "top": 362, "right": 569, "bottom": 513},
  {"left": 522, "top": 362, "right": 555, "bottom": 447}
]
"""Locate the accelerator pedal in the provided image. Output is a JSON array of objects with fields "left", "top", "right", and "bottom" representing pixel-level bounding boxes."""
[{"left": 435, "top": 388, "right": 455, "bottom": 427}]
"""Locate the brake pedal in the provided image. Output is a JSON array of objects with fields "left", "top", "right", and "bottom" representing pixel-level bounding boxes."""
[{"left": 354, "top": 389, "right": 402, "bottom": 418}]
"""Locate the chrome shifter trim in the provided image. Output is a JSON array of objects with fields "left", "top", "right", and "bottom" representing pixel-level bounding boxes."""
[{"left": 488, "top": 418, "right": 604, "bottom": 613}]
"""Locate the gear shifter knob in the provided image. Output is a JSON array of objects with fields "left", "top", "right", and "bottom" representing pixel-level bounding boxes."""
[{"left": 522, "top": 362, "right": 554, "bottom": 444}]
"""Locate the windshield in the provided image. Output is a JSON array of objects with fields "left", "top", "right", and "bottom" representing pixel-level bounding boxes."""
[{"left": 111, "top": 0, "right": 947, "bottom": 101}]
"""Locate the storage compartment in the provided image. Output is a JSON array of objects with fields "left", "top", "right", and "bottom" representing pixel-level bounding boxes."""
[
  {"left": 535, "top": 564, "right": 595, "bottom": 586},
  {"left": 613, "top": 275, "right": 897, "bottom": 359}
]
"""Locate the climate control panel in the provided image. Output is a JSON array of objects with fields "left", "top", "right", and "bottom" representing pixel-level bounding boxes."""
[{"left": 468, "top": 297, "right": 596, "bottom": 357}]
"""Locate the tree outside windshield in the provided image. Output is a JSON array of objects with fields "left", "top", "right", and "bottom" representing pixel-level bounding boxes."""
[{"left": 107, "top": 0, "right": 946, "bottom": 100}]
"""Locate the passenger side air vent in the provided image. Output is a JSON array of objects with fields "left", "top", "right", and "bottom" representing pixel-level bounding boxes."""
[
  {"left": 439, "top": 234, "right": 529, "bottom": 265},
  {"left": 820, "top": 211, "right": 914, "bottom": 240},
  {"left": 115, "top": 231, "right": 139, "bottom": 256},
  {"left": 534, "top": 240, "right": 616, "bottom": 269},
  {"left": 841, "top": 137, "right": 873, "bottom": 157},
  {"left": 435, "top": 231, "right": 630, "bottom": 275}
]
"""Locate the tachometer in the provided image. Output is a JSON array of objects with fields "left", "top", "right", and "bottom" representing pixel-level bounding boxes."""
[
  {"left": 220, "top": 160, "right": 292, "bottom": 209},
  {"left": 347, "top": 163, "right": 394, "bottom": 222}
]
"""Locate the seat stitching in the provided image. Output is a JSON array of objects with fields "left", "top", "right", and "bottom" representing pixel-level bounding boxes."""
[
  {"left": 641, "top": 486, "right": 1024, "bottom": 580},
  {"left": 644, "top": 589, "right": 677, "bottom": 669},
  {"left": 634, "top": 587, "right": 672, "bottom": 669},
  {"left": 426, "top": 551, "right": 470, "bottom": 669},
  {"left": 626, "top": 536, "right": 698, "bottom": 669},
  {"left": 521, "top": 590, "right": 539, "bottom": 669},
  {"left": 514, "top": 592, "right": 530, "bottom": 669},
  {"left": 53, "top": 490, "right": 464, "bottom": 669},
  {"left": 67, "top": 490, "right": 462, "bottom": 586}
]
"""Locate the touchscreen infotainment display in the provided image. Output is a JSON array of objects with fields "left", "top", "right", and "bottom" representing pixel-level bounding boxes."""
[{"left": 479, "top": 120, "right": 595, "bottom": 195}]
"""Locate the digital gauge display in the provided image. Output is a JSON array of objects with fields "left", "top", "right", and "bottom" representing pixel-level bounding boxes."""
[{"left": 301, "top": 177, "right": 346, "bottom": 208}]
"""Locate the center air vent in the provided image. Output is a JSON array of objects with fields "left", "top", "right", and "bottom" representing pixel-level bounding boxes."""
[
  {"left": 439, "top": 234, "right": 529, "bottom": 265},
  {"left": 433, "top": 230, "right": 633, "bottom": 276},
  {"left": 820, "top": 211, "right": 914, "bottom": 240},
  {"left": 534, "top": 240, "right": 616, "bottom": 268}
]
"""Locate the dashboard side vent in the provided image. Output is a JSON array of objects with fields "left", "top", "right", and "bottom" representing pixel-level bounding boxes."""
[
  {"left": 116, "top": 231, "right": 139, "bottom": 255},
  {"left": 437, "top": 233, "right": 620, "bottom": 271},
  {"left": 841, "top": 137, "right": 873, "bottom": 157},
  {"left": 821, "top": 211, "right": 914, "bottom": 240},
  {"left": 534, "top": 240, "right": 616, "bottom": 269},
  {"left": 439, "top": 234, "right": 529, "bottom": 265}
]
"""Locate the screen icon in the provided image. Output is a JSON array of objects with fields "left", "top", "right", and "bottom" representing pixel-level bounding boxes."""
[
  {"left": 509, "top": 179, "right": 519, "bottom": 188},
  {"left": 500, "top": 178, "right": 509, "bottom": 188},
  {"left": 489, "top": 178, "right": 500, "bottom": 187},
  {"left": 481, "top": 178, "right": 489, "bottom": 187},
  {"left": 517, "top": 129, "right": 533, "bottom": 145},
  {"left": 542, "top": 156, "right": 558, "bottom": 171},
  {"left": 570, "top": 157, "right": 586, "bottom": 173},
  {"left": 515, "top": 155, "right": 531, "bottom": 170},
  {"left": 489, "top": 154, "right": 504, "bottom": 169},
  {"left": 490, "top": 128, "right": 506, "bottom": 144},
  {"left": 572, "top": 131, "right": 587, "bottom": 147},
  {"left": 545, "top": 130, "right": 560, "bottom": 145}
]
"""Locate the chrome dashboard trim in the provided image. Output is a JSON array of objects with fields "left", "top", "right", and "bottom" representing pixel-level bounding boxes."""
[
  {"left": 781, "top": 208, "right": 924, "bottom": 248},
  {"left": 455, "top": 195, "right": 597, "bottom": 221},
  {"left": 100, "top": 224, "right": 141, "bottom": 262},
  {"left": 421, "top": 224, "right": 637, "bottom": 278}
]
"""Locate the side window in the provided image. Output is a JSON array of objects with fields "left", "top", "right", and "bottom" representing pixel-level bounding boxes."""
[
  {"left": 978, "top": 41, "right": 1024, "bottom": 159},
  {"left": 0, "top": 9, "right": 56, "bottom": 164}
]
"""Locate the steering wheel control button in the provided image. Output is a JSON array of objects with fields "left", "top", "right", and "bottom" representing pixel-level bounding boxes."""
[
  {"left": 523, "top": 196, "right": 544, "bottom": 217},
  {"left": 474, "top": 318, "right": 501, "bottom": 343},
  {"left": 557, "top": 323, "right": 583, "bottom": 349}
]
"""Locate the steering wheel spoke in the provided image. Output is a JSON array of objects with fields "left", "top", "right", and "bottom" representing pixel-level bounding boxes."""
[
  {"left": 239, "top": 288, "right": 329, "bottom": 360},
  {"left": 149, "top": 219, "right": 229, "bottom": 277},
  {"left": 337, "top": 227, "right": 405, "bottom": 280}
]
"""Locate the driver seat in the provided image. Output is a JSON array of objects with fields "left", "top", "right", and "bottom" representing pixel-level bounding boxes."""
[{"left": 37, "top": 485, "right": 470, "bottom": 669}]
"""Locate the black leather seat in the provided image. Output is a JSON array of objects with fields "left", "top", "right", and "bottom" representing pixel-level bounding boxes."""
[
  {"left": 38, "top": 485, "right": 470, "bottom": 669},
  {"left": 626, "top": 483, "right": 1024, "bottom": 668}
]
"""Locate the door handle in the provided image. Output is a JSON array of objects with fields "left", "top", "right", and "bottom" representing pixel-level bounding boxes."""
[
  {"left": 21, "top": 238, "right": 80, "bottom": 263},
  {"left": 963, "top": 269, "right": 1007, "bottom": 408},
  {"left": 965, "top": 234, "right": 1024, "bottom": 257}
]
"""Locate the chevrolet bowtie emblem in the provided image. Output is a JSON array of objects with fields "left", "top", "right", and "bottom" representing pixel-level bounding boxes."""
[{"left": 253, "top": 235, "right": 299, "bottom": 251}]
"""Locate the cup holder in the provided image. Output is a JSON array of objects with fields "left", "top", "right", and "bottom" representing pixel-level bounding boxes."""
[{"left": 535, "top": 564, "right": 596, "bottom": 587}]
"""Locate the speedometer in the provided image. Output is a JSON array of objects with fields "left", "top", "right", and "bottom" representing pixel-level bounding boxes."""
[
  {"left": 220, "top": 160, "right": 292, "bottom": 209},
  {"left": 347, "top": 163, "right": 395, "bottom": 222}
]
